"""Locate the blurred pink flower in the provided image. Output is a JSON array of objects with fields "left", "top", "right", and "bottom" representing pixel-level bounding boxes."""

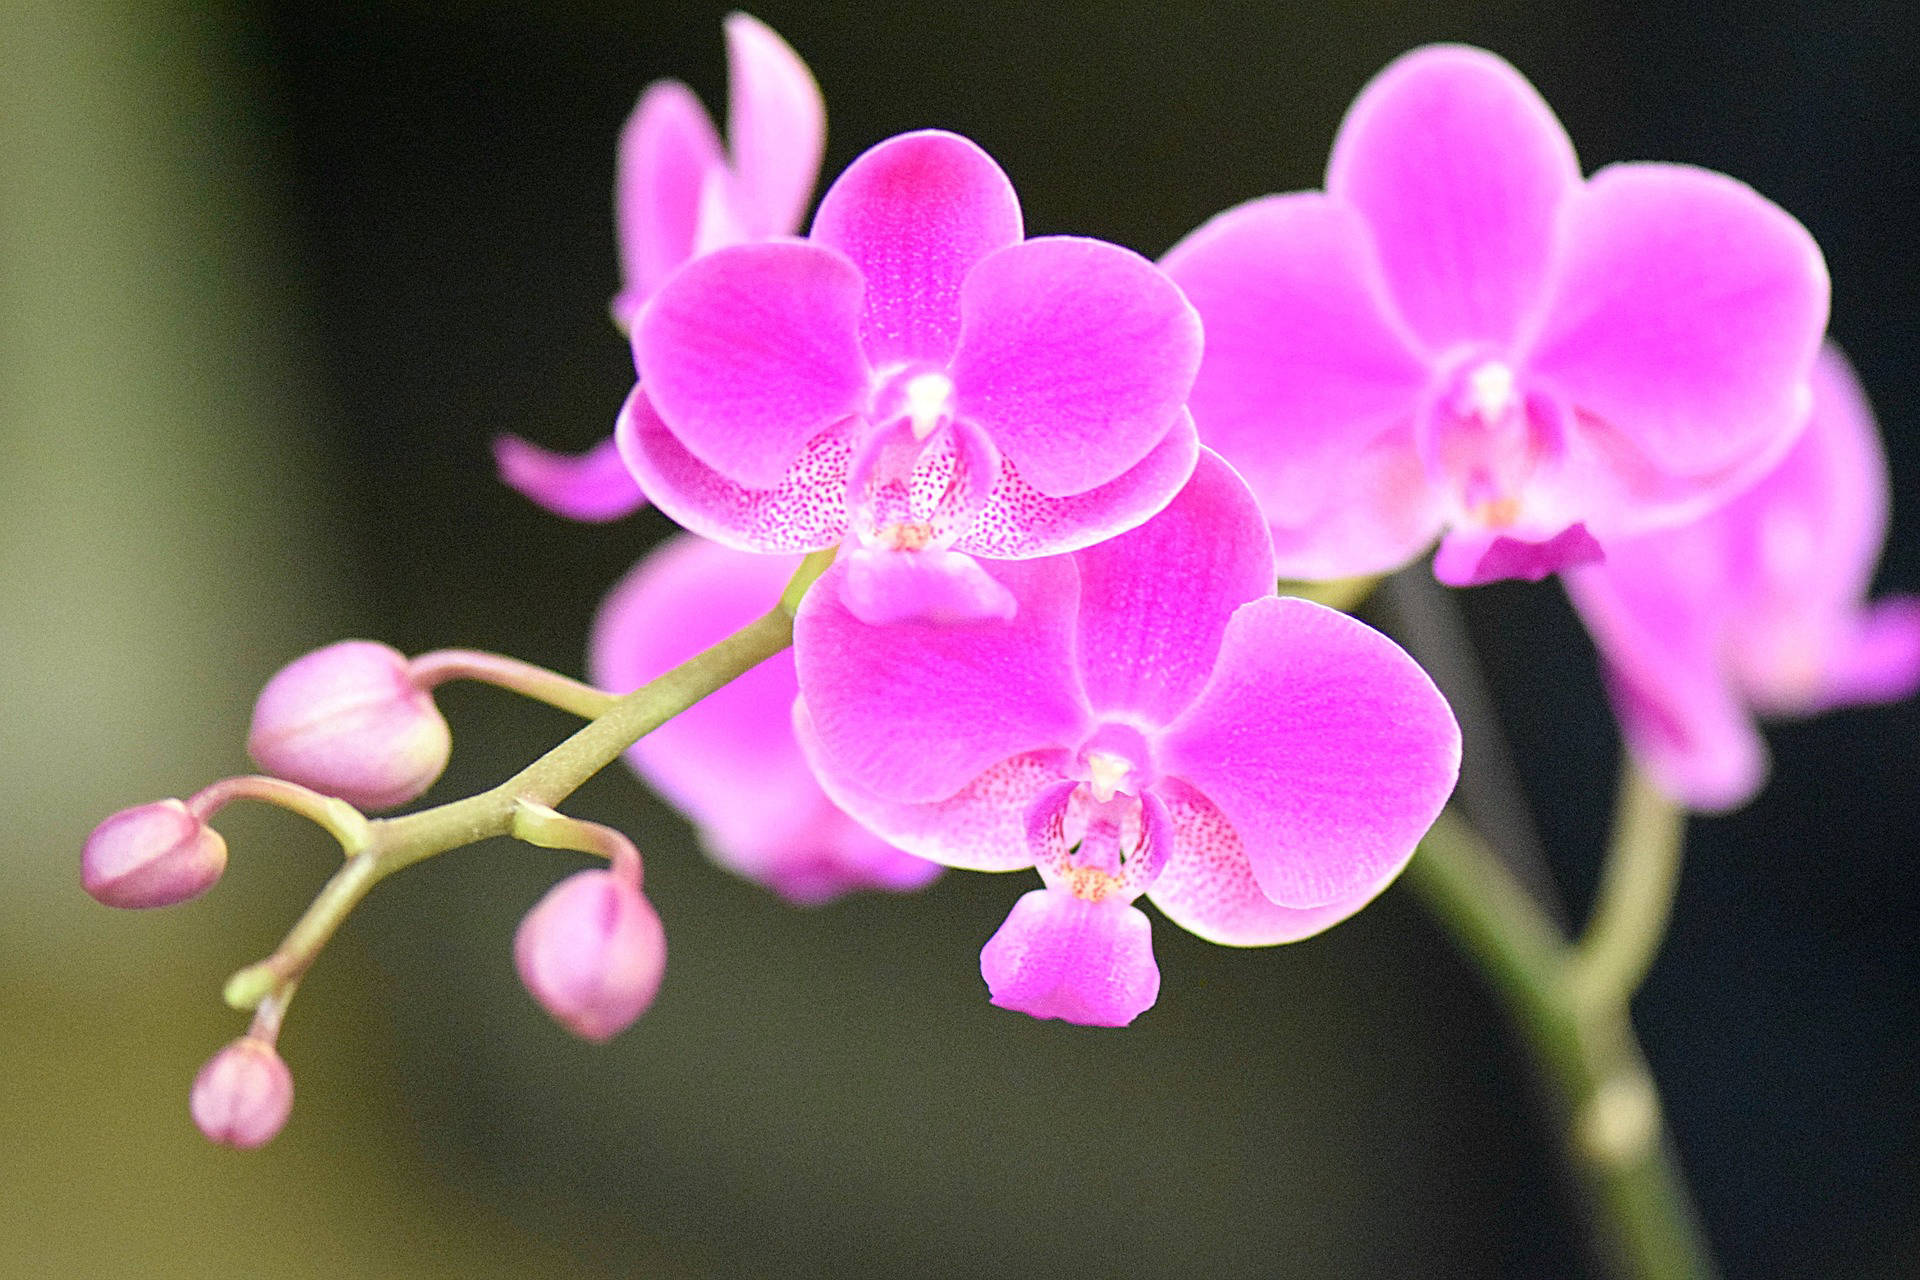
[
  {"left": 621, "top": 128, "right": 1203, "bottom": 624},
  {"left": 793, "top": 452, "right": 1460, "bottom": 1025},
  {"left": 1567, "top": 344, "right": 1920, "bottom": 810},
  {"left": 592, "top": 534, "right": 941, "bottom": 905},
  {"left": 1163, "top": 44, "right": 1829, "bottom": 586},
  {"left": 497, "top": 13, "right": 824, "bottom": 523}
]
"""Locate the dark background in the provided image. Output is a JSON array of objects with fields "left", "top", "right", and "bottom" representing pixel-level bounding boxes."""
[{"left": 6, "top": 1, "right": 1916, "bottom": 1276}]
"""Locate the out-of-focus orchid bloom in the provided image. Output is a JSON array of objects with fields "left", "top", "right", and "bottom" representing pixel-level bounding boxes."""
[
  {"left": 1163, "top": 44, "right": 1829, "bottom": 587},
  {"left": 1567, "top": 344, "right": 1920, "bottom": 811},
  {"left": 497, "top": 13, "right": 825, "bottom": 523},
  {"left": 592, "top": 534, "right": 941, "bottom": 905},
  {"left": 792, "top": 452, "right": 1460, "bottom": 1025},
  {"left": 621, "top": 128, "right": 1203, "bottom": 625}
]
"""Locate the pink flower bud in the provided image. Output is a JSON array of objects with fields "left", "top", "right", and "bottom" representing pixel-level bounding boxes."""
[
  {"left": 190, "top": 1037, "right": 293, "bottom": 1149},
  {"left": 248, "top": 640, "right": 451, "bottom": 810},
  {"left": 514, "top": 869, "right": 667, "bottom": 1042},
  {"left": 81, "top": 799, "right": 227, "bottom": 909}
]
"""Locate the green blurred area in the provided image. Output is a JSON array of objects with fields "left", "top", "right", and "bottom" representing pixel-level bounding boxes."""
[{"left": 0, "top": 3, "right": 593, "bottom": 1275}]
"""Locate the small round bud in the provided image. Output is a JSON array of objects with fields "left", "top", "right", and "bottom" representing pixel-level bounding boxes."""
[
  {"left": 248, "top": 641, "right": 451, "bottom": 810},
  {"left": 190, "top": 1037, "right": 294, "bottom": 1149},
  {"left": 81, "top": 799, "right": 227, "bottom": 909},
  {"left": 515, "top": 869, "right": 666, "bottom": 1042}
]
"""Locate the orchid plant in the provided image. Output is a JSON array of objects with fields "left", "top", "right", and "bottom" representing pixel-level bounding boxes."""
[{"left": 80, "top": 16, "right": 1918, "bottom": 1277}]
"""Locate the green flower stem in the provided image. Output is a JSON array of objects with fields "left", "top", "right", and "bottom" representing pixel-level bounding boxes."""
[
  {"left": 1568, "top": 764, "right": 1687, "bottom": 1015},
  {"left": 222, "top": 552, "right": 830, "bottom": 1013},
  {"left": 187, "top": 775, "right": 372, "bottom": 855},
  {"left": 406, "top": 649, "right": 617, "bottom": 719},
  {"left": 1405, "top": 809, "right": 1716, "bottom": 1279},
  {"left": 1278, "top": 574, "right": 1381, "bottom": 613},
  {"left": 510, "top": 799, "right": 643, "bottom": 885}
]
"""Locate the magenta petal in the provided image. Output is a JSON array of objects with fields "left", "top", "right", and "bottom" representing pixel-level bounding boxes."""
[
  {"left": 1160, "top": 193, "right": 1431, "bottom": 531},
  {"left": 956, "top": 411, "right": 1200, "bottom": 559},
  {"left": 1564, "top": 561, "right": 1770, "bottom": 811},
  {"left": 722, "top": 13, "right": 825, "bottom": 238},
  {"left": 1072, "top": 450, "right": 1275, "bottom": 725},
  {"left": 1528, "top": 163, "right": 1828, "bottom": 477},
  {"left": 980, "top": 888, "right": 1160, "bottom": 1027},
  {"left": 614, "top": 80, "right": 726, "bottom": 324},
  {"left": 948, "top": 236, "right": 1201, "bottom": 496},
  {"left": 1327, "top": 44, "right": 1578, "bottom": 350},
  {"left": 796, "top": 702, "right": 1068, "bottom": 871},
  {"left": 1432, "top": 522, "right": 1604, "bottom": 586},
  {"left": 794, "top": 556, "right": 1089, "bottom": 804},
  {"left": 1818, "top": 599, "right": 1920, "bottom": 710},
  {"left": 809, "top": 130, "right": 1023, "bottom": 365},
  {"left": 1161, "top": 597, "right": 1460, "bottom": 908},
  {"left": 635, "top": 240, "right": 870, "bottom": 488},
  {"left": 615, "top": 385, "right": 851, "bottom": 553},
  {"left": 1147, "top": 778, "right": 1394, "bottom": 945},
  {"left": 1268, "top": 425, "right": 1445, "bottom": 580},
  {"left": 839, "top": 546, "right": 1018, "bottom": 625},
  {"left": 494, "top": 433, "right": 649, "bottom": 522},
  {"left": 593, "top": 535, "right": 934, "bottom": 903}
]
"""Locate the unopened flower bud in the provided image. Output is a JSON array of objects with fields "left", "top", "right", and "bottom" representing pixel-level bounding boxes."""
[
  {"left": 190, "top": 1037, "right": 293, "bottom": 1149},
  {"left": 515, "top": 869, "right": 666, "bottom": 1042},
  {"left": 248, "top": 641, "right": 451, "bottom": 810},
  {"left": 81, "top": 799, "right": 227, "bottom": 909}
]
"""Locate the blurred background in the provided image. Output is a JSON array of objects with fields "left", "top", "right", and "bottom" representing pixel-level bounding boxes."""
[{"left": 3, "top": 0, "right": 1916, "bottom": 1275}]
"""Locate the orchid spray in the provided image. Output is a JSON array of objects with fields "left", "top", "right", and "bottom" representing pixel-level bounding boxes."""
[{"left": 78, "top": 19, "right": 1913, "bottom": 1279}]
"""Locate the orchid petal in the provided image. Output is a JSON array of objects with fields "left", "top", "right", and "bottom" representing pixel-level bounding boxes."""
[
  {"left": 794, "top": 701, "right": 1067, "bottom": 872},
  {"left": 614, "top": 386, "right": 849, "bottom": 553},
  {"left": 1161, "top": 193, "right": 1430, "bottom": 526},
  {"left": 809, "top": 130, "right": 1023, "bottom": 365},
  {"left": 591, "top": 535, "right": 936, "bottom": 903},
  {"left": 955, "top": 411, "right": 1200, "bottom": 559},
  {"left": 948, "top": 236, "right": 1201, "bottom": 496},
  {"left": 722, "top": 13, "right": 825, "bottom": 238},
  {"left": 1528, "top": 163, "right": 1828, "bottom": 477},
  {"left": 839, "top": 546, "right": 1018, "bottom": 625},
  {"left": 613, "top": 80, "right": 725, "bottom": 325},
  {"left": 980, "top": 888, "right": 1160, "bottom": 1027},
  {"left": 1147, "top": 778, "right": 1396, "bottom": 945},
  {"left": 634, "top": 240, "right": 870, "bottom": 488},
  {"left": 794, "top": 556, "right": 1089, "bottom": 804},
  {"left": 1327, "top": 44, "right": 1578, "bottom": 351},
  {"left": 1072, "top": 450, "right": 1274, "bottom": 725},
  {"left": 1431, "top": 522, "right": 1603, "bottom": 586},
  {"left": 1161, "top": 597, "right": 1460, "bottom": 908},
  {"left": 1564, "top": 560, "right": 1770, "bottom": 811},
  {"left": 493, "top": 433, "right": 649, "bottom": 522},
  {"left": 1268, "top": 424, "right": 1445, "bottom": 580},
  {"left": 1817, "top": 599, "right": 1920, "bottom": 711}
]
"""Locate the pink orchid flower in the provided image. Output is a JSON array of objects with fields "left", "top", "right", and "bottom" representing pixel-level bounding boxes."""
[
  {"left": 1162, "top": 43, "right": 1830, "bottom": 587},
  {"left": 1566, "top": 344, "right": 1920, "bottom": 811},
  {"left": 592, "top": 533, "right": 940, "bottom": 905},
  {"left": 496, "top": 13, "right": 825, "bottom": 523},
  {"left": 619, "top": 128, "right": 1204, "bottom": 625},
  {"left": 792, "top": 452, "right": 1461, "bottom": 1026}
]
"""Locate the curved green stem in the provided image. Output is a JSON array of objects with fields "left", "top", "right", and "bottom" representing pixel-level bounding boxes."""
[
  {"left": 1405, "top": 811, "right": 1716, "bottom": 1279},
  {"left": 1568, "top": 764, "right": 1686, "bottom": 1015},
  {"left": 406, "top": 649, "right": 617, "bottom": 719},
  {"left": 224, "top": 563, "right": 815, "bottom": 1012}
]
